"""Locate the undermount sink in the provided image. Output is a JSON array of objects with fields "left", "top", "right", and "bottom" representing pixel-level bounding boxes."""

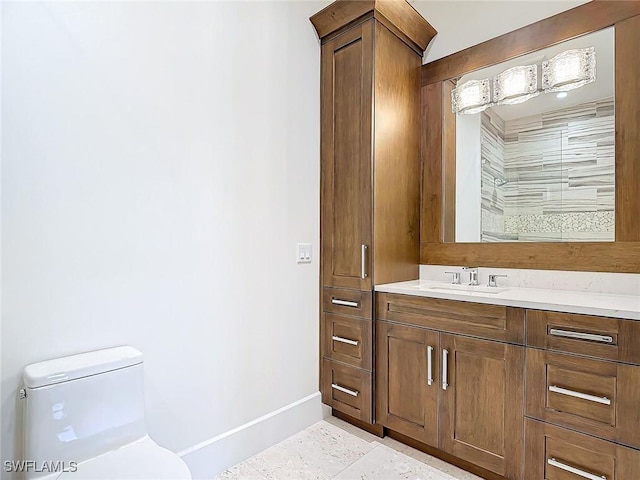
[{"left": 415, "top": 283, "right": 509, "bottom": 294}]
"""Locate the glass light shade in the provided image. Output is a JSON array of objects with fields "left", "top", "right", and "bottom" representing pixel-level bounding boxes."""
[
  {"left": 451, "top": 79, "right": 491, "bottom": 115},
  {"left": 493, "top": 64, "right": 539, "bottom": 105},
  {"left": 542, "top": 47, "right": 596, "bottom": 92}
]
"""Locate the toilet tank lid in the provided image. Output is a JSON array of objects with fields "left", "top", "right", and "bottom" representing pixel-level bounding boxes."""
[{"left": 23, "top": 346, "right": 143, "bottom": 389}]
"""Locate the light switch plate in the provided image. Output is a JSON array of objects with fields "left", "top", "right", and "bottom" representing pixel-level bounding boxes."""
[{"left": 297, "top": 243, "right": 312, "bottom": 263}]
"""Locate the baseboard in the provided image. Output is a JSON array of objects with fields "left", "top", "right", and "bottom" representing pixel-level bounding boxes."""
[{"left": 178, "top": 392, "right": 324, "bottom": 479}]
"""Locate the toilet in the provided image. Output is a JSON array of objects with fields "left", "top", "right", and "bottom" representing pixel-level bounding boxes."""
[{"left": 21, "top": 346, "right": 192, "bottom": 480}]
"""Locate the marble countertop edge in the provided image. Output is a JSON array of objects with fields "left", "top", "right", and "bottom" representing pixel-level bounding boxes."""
[{"left": 374, "top": 280, "right": 640, "bottom": 321}]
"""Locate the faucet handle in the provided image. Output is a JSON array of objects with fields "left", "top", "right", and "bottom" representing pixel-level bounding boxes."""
[
  {"left": 445, "top": 271, "right": 461, "bottom": 285},
  {"left": 487, "top": 274, "right": 508, "bottom": 288}
]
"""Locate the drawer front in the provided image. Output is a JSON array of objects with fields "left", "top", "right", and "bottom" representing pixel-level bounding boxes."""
[
  {"left": 526, "top": 349, "right": 640, "bottom": 448},
  {"left": 525, "top": 419, "right": 640, "bottom": 480},
  {"left": 376, "top": 293, "right": 525, "bottom": 344},
  {"left": 322, "top": 359, "right": 372, "bottom": 423},
  {"left": 323, "top": 313, "right": 372, "bottom": 370},
  {"left": 323, "top": 287, "right": 372, "bottom": 319},
  {"left": 526, "top": 309, "right": 640, "bottom": 365}
]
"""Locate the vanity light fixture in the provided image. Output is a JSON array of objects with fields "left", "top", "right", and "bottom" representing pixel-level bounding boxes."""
[
  {"left": 451, "top": 79, "right": 492, "bottom": 115},
  {"left": 542, "top": 46, "right": 596, "bottom": 92},
  {"left": 493, "top": 64, "right": 539, "bottom": 105}
]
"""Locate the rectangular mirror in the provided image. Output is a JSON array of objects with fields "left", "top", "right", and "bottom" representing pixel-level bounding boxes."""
[{"left": 452, "top": 27, "right": 615, "bottom": 243}]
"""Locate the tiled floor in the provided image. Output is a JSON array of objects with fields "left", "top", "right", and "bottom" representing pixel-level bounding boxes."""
[{"left": 213, "top": 417, "right": 483, "bottom": 480}]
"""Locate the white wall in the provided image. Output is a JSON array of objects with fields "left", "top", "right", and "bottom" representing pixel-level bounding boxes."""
[
  {"left": 1, "top": 1, "right": 327, "bottom": 478},
  {"left": 454, "top": 114, "right": 481, "bottom": 242},
  {"left": 414, "top": 0, "right": 590, "bottom": 63}
]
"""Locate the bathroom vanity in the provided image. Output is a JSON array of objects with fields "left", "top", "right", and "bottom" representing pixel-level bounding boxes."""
[
  {"left": 372, "top": 281, "right": 640, "bottom": 480},
  {"left": 311, "top": 1, "right": 640, "bottom": 479}
]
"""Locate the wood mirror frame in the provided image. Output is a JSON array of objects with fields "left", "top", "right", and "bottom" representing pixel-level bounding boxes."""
[{"left": 420, "top": 1, "right": 640, "bottom": 273}]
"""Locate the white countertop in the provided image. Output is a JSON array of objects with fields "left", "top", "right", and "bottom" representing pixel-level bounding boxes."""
[{"left": 375, "top": 280, "right": 640, "bottom": 321}]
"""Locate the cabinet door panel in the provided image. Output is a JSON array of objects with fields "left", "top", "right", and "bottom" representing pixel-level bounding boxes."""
[
  {"left": 321, "top": 22, "right": 373, "bottom": 290},
  {"left": 526, "top": 348, "right": 640, "bottom": 448},
  {"left": 526, "top": 309, "right": 640, "bottom": 365},
  {"left": 322, "top": 358, "right": 372, "bottom": 423},
  {"left": 376, "top": 321, "right": 438, "bottom": 446},
  {"left": 440, "top": 334, "right": 524, "bottom": 480},
  {"left": 323, "top": 313, "right": 372, "bottom": 370},
  {"left": 525, "top": 419, "right": 640, "bottom": 480}
]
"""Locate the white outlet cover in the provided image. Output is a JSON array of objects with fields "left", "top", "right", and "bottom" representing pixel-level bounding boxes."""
[{"left": 297, "top": 243, "right": 312, "bottom": 263}]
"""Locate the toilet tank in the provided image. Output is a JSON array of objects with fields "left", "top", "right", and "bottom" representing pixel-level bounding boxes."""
[{"left": 22, "top": 347, "right": 147, "bottom": 476}]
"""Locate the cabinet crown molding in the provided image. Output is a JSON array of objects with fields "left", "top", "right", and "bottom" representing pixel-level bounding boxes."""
[{"left": 310, "top": 0, "right": 436, "bottom": 54}]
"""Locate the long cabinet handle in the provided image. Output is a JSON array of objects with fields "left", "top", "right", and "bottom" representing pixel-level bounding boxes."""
[
  {"left": 361, "top": 244, "right": 368, "bottom": 279},
  {"left": 549, "top": 328, "right": 613, "bottom": 344},
  {"left": 427, "top": 346, "right": 433, "bottom": 386},
  {"left": 331, "top": 299, "right": 360, "bottom": 308},
  {"left": 547, "top": 458, "right": 607, "bottom": 480},
  {"left": 442, "top": 349, "right": 449, "bottom": 390},
  {"left": 332, "top": 335, "right": 359, "bottom": 346},
  {"left": 549, "top": 385, "right": 611, "bottom": 405},
  {"left": 331, "top": 383, "right": 358, "bottom": 397}
]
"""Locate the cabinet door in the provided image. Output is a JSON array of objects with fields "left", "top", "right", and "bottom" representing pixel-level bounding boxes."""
[
  {"left": 376, "top": 321, "right": 438, "bottom": 446},
  {"left": 321, "top": 21, "right": 373, "bottom": 290},
  {"left": 526, "top": 348, "right": 640, "bottom": 449},
  {"left": 525, "top": 419, "right": 640, "bottom": 480},
  {"left": 439, "top": 334, "right": 524, "bottom": 480}
]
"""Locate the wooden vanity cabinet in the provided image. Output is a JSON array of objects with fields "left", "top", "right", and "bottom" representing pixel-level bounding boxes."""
[
  {"left": 439, "top": 334, "right": 524, "bottom": 479},
  {"left": 376, "top": 293, "right": 525, "bottom": 480},
  {"left": 376, "top": 321, "right": 439, "bottom": 446},
  {"left": 311, "top": 1, "right": 436, "bottom": 426},
  {"left": 525, "top": 310, "right": 640, "bottom": 476},
  {"left": 525, "top": 419, "right": 640, "bottom": 480}
]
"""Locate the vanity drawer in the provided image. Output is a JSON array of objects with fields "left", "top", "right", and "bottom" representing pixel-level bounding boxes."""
[
  {"left": 526, "top": 349, "right": 640, "bottom": 448},
  {"left": 376, "top": 293, "right": 525, "bottom": 344},
  {"left": 322, "top": 313, "right": 372, "bottom": 370},
  {"left": 323, "top": 287, "right": 372, "bottom": 319},
  {"left": 525, "top": 419, "right": 640, "bottom": 480},
  {"left": 527, "top": 310, "right": 640, "bottom": 365},
  {"left": 321, "top": 358, "right": 372, "bottom": 423}
]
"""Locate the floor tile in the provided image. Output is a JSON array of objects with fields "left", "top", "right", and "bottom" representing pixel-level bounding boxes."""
[
  {"left": 380, "top": 437, "right": 483, "bottom": 480},
  {"left": 246, "top": 420, "right": 378, "bottom": 480},
  {"left": 333, "top": 444, "right": 465, "bottom": 480},
  {"left": 212, "top": 461, "right": 268, "bottom": 480}
]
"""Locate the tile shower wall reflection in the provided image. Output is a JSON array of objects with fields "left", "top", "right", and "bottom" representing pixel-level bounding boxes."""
[{"left": 480, "top": 98, "right": 615, "bottom": 242}]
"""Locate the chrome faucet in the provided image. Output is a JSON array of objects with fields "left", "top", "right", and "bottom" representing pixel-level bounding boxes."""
[
  {"left": 445, "top": 271, "right": 461, "bottom": 285},
  {"left": 488, "top": 274, "right": 508, "bottom": 288},
  {"left": 463, "top": 267, "right": 479, "bottom": 286}
]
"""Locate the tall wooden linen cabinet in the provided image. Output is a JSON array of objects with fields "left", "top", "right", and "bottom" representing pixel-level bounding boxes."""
[{"left": 310, "top": 1, "right": 436, "bottom": 425}]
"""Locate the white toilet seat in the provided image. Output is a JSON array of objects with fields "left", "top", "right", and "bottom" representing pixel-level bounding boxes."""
[{"left": 56, "top": 436, "right": 191, "bottom": 480}]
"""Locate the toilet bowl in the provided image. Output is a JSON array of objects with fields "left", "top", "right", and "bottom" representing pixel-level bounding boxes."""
[{"left": 21, "top": 346, "right": 192, "bottom": 480}]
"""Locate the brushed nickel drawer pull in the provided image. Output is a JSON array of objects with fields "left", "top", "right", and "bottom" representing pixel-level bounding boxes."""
[
  {"left": 442, "top": 349, "right": 449, "bottom": 391},
  {"left": 361, "top": 244, "right": 368, "bottom": 279},
  {"left": 332, "top": 335, "right": 359, "bottom": 346},
  {"left": 547, "top": 458, "right": 607, "bottom": 480},
  {"left": 331, "top": 383, "right": 358, "bottom": 397},
  {"left": 331, "top": 299, "right": 360, "bottom": 308},
  {"left": 549, "top": 328, "right": 613, "bottom": 344},
  {"left": 427, "top": 346, "right": 433, "bottom": 386},
  {"left": 549, "top": 385, "right": 611, "bottom": 405}
]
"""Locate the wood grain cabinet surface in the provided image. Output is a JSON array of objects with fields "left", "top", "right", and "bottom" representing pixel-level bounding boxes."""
[
  {"left": 322, "top": 358, "right": 372, "bottom": 423},
  {"left": 526, "top": 348, "right": 640, "bottom": 449},
  {"left": 376, "top": 321, "right": 439, "bottom": 446},
  {"left": 439, "top": 334, "right": 524, "bottom": 479},
  {"left": 376, "top": 310, "right": 525, "bottom": 480},
  {"left": 526, "top": 309, "right": 640, "bottom": 365},
  {"left": 525, "top": 419, "right": 640, "bottom": 480},
  {"left": 313, "top": 0, "right": 435, "bottom": 427}
]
